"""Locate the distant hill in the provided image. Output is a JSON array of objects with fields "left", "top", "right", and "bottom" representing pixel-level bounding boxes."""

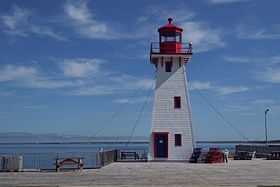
[
  {"left": 0, "top": 132, "right": 149, "bottom": 143},
  {"left": 1, "top": 132, "right": 279, "bottom": 144}
]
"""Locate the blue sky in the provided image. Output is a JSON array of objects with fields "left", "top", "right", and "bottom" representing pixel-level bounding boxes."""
[{"left": 0, "top": 0, "right": 279, "bottom": 141}]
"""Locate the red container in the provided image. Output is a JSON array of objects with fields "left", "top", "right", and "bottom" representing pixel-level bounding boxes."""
[{"left": 205, "top": 148, "right": 224, "bottom": 164}]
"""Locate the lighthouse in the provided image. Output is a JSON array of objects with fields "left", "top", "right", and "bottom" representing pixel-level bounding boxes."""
[{"left": 148, "top": 18, "right": 194, "bottom": 161}]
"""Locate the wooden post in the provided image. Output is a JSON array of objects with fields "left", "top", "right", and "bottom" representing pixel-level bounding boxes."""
[{"left": 55, "top": 158, "right": 60, "bottom": 172}]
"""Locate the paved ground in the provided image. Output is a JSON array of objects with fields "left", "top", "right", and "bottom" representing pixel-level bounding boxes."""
[{"left": 0, "top": 159, "right": 280, "bottom": 187}]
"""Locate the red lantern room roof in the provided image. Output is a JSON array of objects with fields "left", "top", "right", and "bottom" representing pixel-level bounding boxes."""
[{"left": 158, "top": 18, "right": 183, "bottom": 33}]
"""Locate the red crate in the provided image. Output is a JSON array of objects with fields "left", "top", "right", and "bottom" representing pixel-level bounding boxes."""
[{"left": 205, "top": 151, "right": 224, "bottom": 163}]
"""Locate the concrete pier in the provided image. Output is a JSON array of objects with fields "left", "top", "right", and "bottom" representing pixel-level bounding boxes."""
[{"left": 0, "top": 159, "right": 280, "bottom": 186}]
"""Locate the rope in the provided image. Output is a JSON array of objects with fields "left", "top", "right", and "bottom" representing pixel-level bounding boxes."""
[
  {"left": 188, "top": 80, "right": 251, "bottom": 142},
  {"left": 124, "top": 73, "right": 156, "bottom": 151},
  {"left": 91, "top": 71, "right": 157, "bottom": 139}
]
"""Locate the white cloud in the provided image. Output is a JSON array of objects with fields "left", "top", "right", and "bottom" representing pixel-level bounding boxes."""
[
  {"left": 222, "top": 54, "right": 280, "bottom": 84},
  {"left": 72, "top": 85, "right": 117, "bottom": 96},
  {"left": 251, "top": 99, "right": 275, "bottom": 105},
  {"left": 181, "top": 22, "right": 226, "bottom": 52},
  {"left": 222, "top": 55, "right": 253, "bottom": 63},
  {"left": 271, "top": 55, "right": 280, "bottom": 64},
  {"left": 254, "top": 68, "right": 280, "bottom": 83},
  {"left": 0, "top": 61, "right": 154, "bottom": 95},
  {"left": 1, "top": 5, "right": 30, "bottom": 30},
  {"left": 19, "top": 105, "right": 47, "bottom": 110},
  {"left": 1, "top": 5, "right": 30, "bottom": 36},
  {"left": 236, "top": 17, "right": 280, "bottom": 40},
  {"left": 77, "top": 24, "right": 111, "bottom": 39},
  {"left": 30, "top": 26, "right": 68, "bottom": 42},
  {"left": 121, "top": 76, "right": 154, "bottom": 90},
  {"left": 189, "top": 80, "right": 249, "bottom": 95},
  {"left": 63, "top": 0, "right": 119, "bottom": 39},
  {"left": 1, "top": 5, "right": 67, "bottom": 41},
  {"left": 145, "top": 5, "right": 195, "bottom": 23},
  {"left": 0, "top": 91, "right": 15, "bottom": 97},
  {"left": 237, "top": 27, "right": 280, "bottom": 40},
  {"left": 113, "top": 96, "right": 152, "bottom": 104},
  {"left": 73, "top": 76, "right": 154, "bottom": 96},
  {"left": 207, "top": 0, "right": 250, "bottom": 4},
  {"left": 215, "top": 85, "right": 249, "bottom": 95},
  {"left": 0, "top": 64, "right": 83, "bottom": 89},
  {"left": 189, "top": 81, "right": 211, "bottom": 90},
  {"left": 59, "top": 58, "right": 103, "bottom": 77},
  {"left": 23, "top": 78, "right": 84, "bottom": 89},
  {"left": 223, "top": 105, "right": 250, "bottom": 112},
  {"left": 63, "top": 0, "right": 91, "bottom": 23},
  {"left": 0, "top": 65, "right": 38, "bottom": 81},
  {"left": 269, "top": 105, "right": 280, "bottom": 114},
  {"left": 222, "top": 54, "right": 280, "bottom": 66},
  {"left": 223, "top": 105, "right": 257, "bottom": 116},
  {"left": 111, "top": 74, "right": 154, "bottom": 90}
]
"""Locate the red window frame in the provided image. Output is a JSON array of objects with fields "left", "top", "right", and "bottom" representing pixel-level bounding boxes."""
[
  {"left": 165, "top": 61, "right": 172, "bottom": 72},
  {"left": 174, "top": 96, "right": 181, "bottom": 109},
  {"left": 175, "top": 134, "right": 182, "bottom": 146},
  {"left": 179, "top": 57, "right": 182, "bottom": 67}
]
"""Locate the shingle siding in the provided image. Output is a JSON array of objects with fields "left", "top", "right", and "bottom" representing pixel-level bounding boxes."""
[{"left": 148, "top": 57, "right": 194, "bottom": 161}]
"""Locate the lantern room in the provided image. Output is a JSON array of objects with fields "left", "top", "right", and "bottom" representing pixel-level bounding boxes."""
[
  {"left": 150, "top": 18, "right": 193, "bottom": 65},
  {"left": 158, "top": 18, "right": 183, "bottom": 54}
]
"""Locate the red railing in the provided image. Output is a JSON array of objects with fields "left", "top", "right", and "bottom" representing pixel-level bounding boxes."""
[{"left": 150, "top": 42, "right": 192, "bottom": 54}]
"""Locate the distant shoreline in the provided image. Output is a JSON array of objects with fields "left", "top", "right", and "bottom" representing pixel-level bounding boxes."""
[{"left": 0, "top": 140, "right": 280, "bottom": 145}]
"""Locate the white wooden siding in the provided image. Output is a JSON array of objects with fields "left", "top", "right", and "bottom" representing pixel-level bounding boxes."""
[{"left": 148, "top": 57, "right": 194, "bottom": 161}]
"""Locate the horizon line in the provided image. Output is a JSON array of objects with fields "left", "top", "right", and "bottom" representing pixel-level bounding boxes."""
[{"left": 0, "top": 140, "right": 280, "bottom": 145}]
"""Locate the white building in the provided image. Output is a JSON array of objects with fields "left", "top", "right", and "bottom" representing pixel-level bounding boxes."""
[{"left": 148, "top": 18, "right": 194, "bottom": 161}]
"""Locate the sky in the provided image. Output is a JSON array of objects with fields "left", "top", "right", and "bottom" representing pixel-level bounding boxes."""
[{"left": 0, "top": 0, "right": 279, "bottom": 141}]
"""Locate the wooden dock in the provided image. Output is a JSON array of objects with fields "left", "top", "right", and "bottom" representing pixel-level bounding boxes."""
[{"left": 0, "top": 159, "right": 280, "bottom": 186}]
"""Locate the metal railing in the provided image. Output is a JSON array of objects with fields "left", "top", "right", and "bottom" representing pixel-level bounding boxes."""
[
  {"left": 1, "top": 148, "right": 148, "bottom": 171},
  {"left": 119, "top": 148, "right": 147, "bottom": 161},
  {"left": 98, "top": 149, "right": 119, "bottom": 167},
  {"left": 150, "top": 42, "right": 192, "bottom": 54},
  {"left": 0, "top": 152, "right": 99, "bottom": 171},
  {"left": 236, "top": 145, "right": 280, "bottom": 154}
]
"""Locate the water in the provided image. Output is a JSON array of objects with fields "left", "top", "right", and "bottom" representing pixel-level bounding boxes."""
[
  {"left": 0, "top": 142, "right": 236, "bottom": 170},
  {"left": 0, "top": 143, "right": 148, "bottom": 170},
  {"left": 0, "top": 143, "right": 148, "bottom": 154},
  {"left": 196, "top": 143, "right": 236, "bottom": 152}
]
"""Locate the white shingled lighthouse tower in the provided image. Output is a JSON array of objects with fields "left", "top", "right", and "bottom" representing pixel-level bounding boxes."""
[{"left": 148, "top": 18, "right": 194, "bottom": 161}]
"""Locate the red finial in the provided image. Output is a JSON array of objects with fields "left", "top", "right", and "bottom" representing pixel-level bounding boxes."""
[{"left": 168, "top": 18, "right": 173, "bottom": 24}]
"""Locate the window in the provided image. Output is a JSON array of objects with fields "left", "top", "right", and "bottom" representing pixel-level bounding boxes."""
[
  {"left": 161, "top": 35, "right": 166, "bottom": 43},
  {"left": 166, "top": 36, "right": 175, "bottom": 42},
  {"left": 166, "top": 31, "right": 175, "bottom": 42},
  {"left": 174, "top": 96, "right": 181, "bottom": 109},
  {"left": 160, "top": 32, "right": 175, "bottom": 43},
  {"left": 165, "top": 61, "right": 172, "bottom": 72},
  {"left": 175, "top": 134, "right": 182, "bottom": 146},
  {"left": 175, "top": 32, "right": 181, "bottom": 42}
]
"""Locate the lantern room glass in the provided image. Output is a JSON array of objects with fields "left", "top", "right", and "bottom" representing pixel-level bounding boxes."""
[
  {"left": 175, "top": 32, "right": 181, "bottom": 42},
  {"left": 160, "top": 32, "right": 181, "bottom": 43}
]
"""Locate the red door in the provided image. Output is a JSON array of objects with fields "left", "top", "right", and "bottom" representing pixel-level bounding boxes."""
[{"left": 154, "top": 132, "right": 168, "bottom": 158}]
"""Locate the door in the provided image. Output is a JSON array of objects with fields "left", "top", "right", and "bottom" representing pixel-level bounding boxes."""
[{"left": 154, "top": 133, "right": 168, "bottom": 158}]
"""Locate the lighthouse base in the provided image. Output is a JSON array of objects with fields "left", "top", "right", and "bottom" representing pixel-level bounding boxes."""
[{"left": 148, "top": 132, "right": 194, "bottom": 161}]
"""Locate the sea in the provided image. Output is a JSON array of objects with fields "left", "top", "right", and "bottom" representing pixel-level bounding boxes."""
[{"left": 0, "top": 142, "right": 236, "bottom": 170}]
